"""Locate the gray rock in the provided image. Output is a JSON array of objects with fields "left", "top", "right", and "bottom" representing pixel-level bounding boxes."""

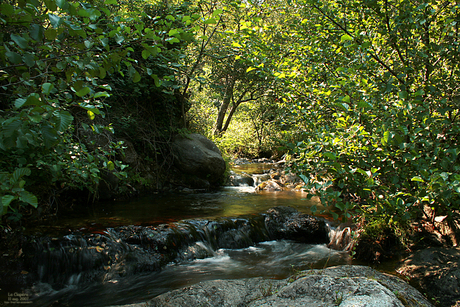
[
  {"left": 396, "top": 247, "right": 460, "bottom": 307},
  {"left": 228, "top": 172, "right": 255, "bottom": 186},
  {"left": 116, "top": 265, "right": 433, "bottom": 307},
  {"left": 264, "top": 206, "right": 329, "bottom": 244},
  {"left": 172, "top": 134, "right": 226, "bottom": 188}
]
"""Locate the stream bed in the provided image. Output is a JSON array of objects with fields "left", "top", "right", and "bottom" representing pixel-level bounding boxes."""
[{"left": 4, "top": 163, "right": 353, "bottom": 307}]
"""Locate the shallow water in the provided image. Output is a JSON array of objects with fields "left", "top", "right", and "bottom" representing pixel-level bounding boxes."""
[
  {"left": 35, "top": 186, "right": 325, "bottom": 235},
  {"left": 31, "top": 240, "right": 351, "bottom": 307},
  {"left": 24, "top": 163, "right": 351, "bottom": 306}
]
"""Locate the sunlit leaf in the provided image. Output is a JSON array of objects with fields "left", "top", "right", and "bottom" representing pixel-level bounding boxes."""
[
  {"left": 107, "top": 161, "right": 115, "bottom": 171},
  {"left": 411, "top": 176, "right": 424, "bottom": 182},
  {"left": 341, "top": 34, "right": 353, "bottom": 42}
]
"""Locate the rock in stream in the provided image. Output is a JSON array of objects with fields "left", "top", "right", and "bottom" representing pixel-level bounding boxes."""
[{"left": 113, "top": 265, "right": 433, "bottom": 307}]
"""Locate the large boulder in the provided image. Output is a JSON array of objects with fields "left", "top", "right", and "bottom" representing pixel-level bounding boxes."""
[
  {"left": 396, "top": 247, "right": 460, "bottom": 307},
  {"left": 122, "top": 265, "right": 433, "bottom": 307},
  {"left": 171, "top": 134, "right": 226, "bottom": 188},
  {"left": 264, "top": 206, "right": 329, "bottom": 244}
]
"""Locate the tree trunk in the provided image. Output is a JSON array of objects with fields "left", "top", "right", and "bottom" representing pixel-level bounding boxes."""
[
  {"left": 221, "top": 102, "right": 238, "bottom": 133},
  {"left": 213, "top": 76, "right": 235, "bottom": 135}
]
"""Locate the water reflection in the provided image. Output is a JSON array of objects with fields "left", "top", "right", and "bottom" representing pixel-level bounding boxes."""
[{"left": 40, "top": 186, "right": 323, "bottom": 233}]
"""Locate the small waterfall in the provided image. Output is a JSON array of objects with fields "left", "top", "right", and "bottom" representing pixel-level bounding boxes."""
[
  {"left": 24, "top": 207, "right": 331, "bottom": 292},
  {"left": 327, "top": 223, "right": 355, "bottom": 251}
]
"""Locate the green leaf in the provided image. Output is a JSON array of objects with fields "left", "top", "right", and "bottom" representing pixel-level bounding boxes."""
[
  {"left": 1, "top": 195, "right": 16, "bottom": 209},
  {"left": 11, "top": 34, "right": 29, "bottom": 49},
  {"left": 0, "top": 3, "right": 14, "bottom": 16},
  {"left": 53, "top": 110, "right": 73, "bottom": 132},
  {"left": 382, "top": 131, "right": 390, "bottom": 146},
  {"left": 341, "top": 34, "right": 353, "bottom": 42},
  {"left": 132, "top": 71, "right": 141, "bottom": 83},
  {"left": 94, "top": 91, "right": 110, "bottom": 98},
  {"left": 45, "top": 28, "right": 58, "bottom": 40},
  {"left": 30, "top": 24, "right": 45, "bottom": 41},
  {"left": 411, "top": 176, "right": 425, "bottom": 182},
  {"left": 23, "top": 53, "right": 35, "bottom": 67},
  {"left": 246, "top": 67, "right": 256, "bottom": 73},
  {"left": 6, "top": 51, "right": 22, "bottom": 64},
  {"left": 168, "top": 29, "right": 179, "bottom": 36},
  {"left": 105, "top": 0, "right": 117, "bottom": 4},
  {"left": 323, "top": 152, "right": 337, "bottom": 161},
  {"left": 115, "top": 34, "right": 124, "bottom": 44},
  {"left": 49, "top": 14, "right": 62, "bottom": 28},
  {"left": 12, "top": 168, "right": 31, "bottom": 184},
  {"left": 166, "top": 37, "right": 180, "bottom": 44},
  {"left": 357, "top": 100, "right": 372, "bottom": 109},
  {"left": 2, "top": 119, "right": 22, "bottom": 139},
  {"left": 151, "top": 74, "right": 161, "bottom": 87},
  {"left": 142, "top": 49, "right": 150, "bottom": 59},
  {"left": 44, "top": 0, "right": 57, "bottom": 10},
  {"left": 56, "top": 0, "right": 68, "bottom": 9},
  {"left": 212, "top": 9, "right": 223, "bottom": 17},
  {"left": 78, "top": 9, "right": 90, "bottom": 17},
  {"left": 42, "top": 83, "right": 54, "bottom": 95},
  {"left": 398, "top": 91, "right": 408, "bottom": 99},
  {"left": 41, "top": 124, "right": 58, "bottom": 148},
  {"left": 107, "top": 161, "right": 115, "bottom": 171},
  {"left": 19, "top": 191, "right": 38, "bottom": 208},
  {"left": 76, "top": 87, "right": 91, "bottom": 97},
  {"left": 204, "top": 18, "right": 217, "bottom": 24},
  {"left": 15, "top": 93, "right": 43, "bottom": 108},
  {"left": 79, "top": 103, "right": 101, "bottom": 114}
]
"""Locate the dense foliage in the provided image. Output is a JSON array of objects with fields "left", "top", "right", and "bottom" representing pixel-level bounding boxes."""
[
  {"left": 284, "top": 0, "right": 460, "bottom": 229},
  {"left": 0, "top": 0, "right": 196, "bottom": 221},
  {"left": 1, "top": 0, "right": 459, "bottom": 238}
]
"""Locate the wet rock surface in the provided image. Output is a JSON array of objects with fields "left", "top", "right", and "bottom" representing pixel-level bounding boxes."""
[
  {"left": 118, "top": 265, "right": 433, "bottom": 307},
  {"left": 265, "top": 206, "right": 329, "bottom": 244},
  {"left": 1, "top": 207, "right": 329, "bottom": 293}
]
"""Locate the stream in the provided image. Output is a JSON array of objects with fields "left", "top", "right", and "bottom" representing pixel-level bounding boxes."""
[{"left": 11, "top": 162, "right": 353, "bottom": 307}]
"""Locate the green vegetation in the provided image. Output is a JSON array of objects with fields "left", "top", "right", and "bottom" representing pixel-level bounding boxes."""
[
  {"left": 0, "top": 0, "right": 195, "bottom": 220},
  {"left": 1, "top": 0, "right": 459, "bottom": 248}
]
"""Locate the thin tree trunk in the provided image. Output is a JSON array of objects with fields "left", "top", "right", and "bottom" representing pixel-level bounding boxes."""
[{"left": 213, "top": 76, "right": 235, "bottom": 135}]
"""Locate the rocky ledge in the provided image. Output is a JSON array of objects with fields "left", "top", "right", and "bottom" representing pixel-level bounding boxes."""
[{"left": 112, "top": 265, "right": 433, "bottom": 307}]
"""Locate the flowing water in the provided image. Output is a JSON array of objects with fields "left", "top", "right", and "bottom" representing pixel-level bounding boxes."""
[{"left": 21, "top": 163, "right": 352, "bottom": 306}]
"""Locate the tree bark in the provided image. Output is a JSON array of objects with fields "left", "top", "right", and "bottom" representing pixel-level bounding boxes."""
[{"left": 213, "top": 76, "right": 235, "bottom": 135}]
